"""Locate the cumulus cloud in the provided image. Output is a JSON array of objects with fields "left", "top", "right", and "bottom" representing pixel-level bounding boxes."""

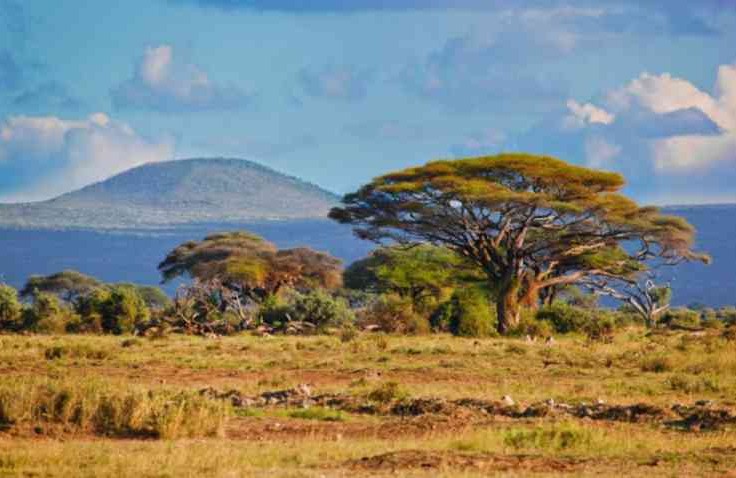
[
  {"left": 298, "top": 65, "right": 372, "bottom": 102},
  {"left": 563, "top": 100, "right": 615, "bottom": 130},
  {"left": 604, "top": 65, "right": 736, "bottom": 172},
  {"left": 111, "top": 45, "right": 251, "bottom": 112},
  {"left": 0, "top": 113, "right": 174, "bottom": 201}
]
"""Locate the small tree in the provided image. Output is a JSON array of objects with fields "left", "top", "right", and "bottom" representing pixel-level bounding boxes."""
[
  {"left": 158, "top": 231, "right": 343, "bottom": 302},
  {"left": 330, "top": 154, "right": 708, "bottom": 334},
  {"left": 0, "top": 284, "right": 23, "bottom": 331}
]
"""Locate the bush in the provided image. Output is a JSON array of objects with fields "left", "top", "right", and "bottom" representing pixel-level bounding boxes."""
[
  {"left": 511, "top": 311, "right": 554, "bottom": 338},
  {"left": 360, "top": 294, "right": 430, "bottom": 334},
  {"left": 448, "top": 287, "right": 496, "bottom": 338},
  {"left": 661, "top": 308, "right": 701, "bottom": 329},
  {"left": 257, "top": 294, "right": 291, "bottom": 327},
  {"left": 100, "top": 286, "right": 151, "bottom": 334},
  {"left": 0, "top": 284, "right": 23, "bottom": 331},
  {"left": 286, "top": 289, "right": 355, "bottom": 331},
  {"left": 23, "top": 293, "right": 78, "bottom": 334},
  {"left": 366, "top": 381, "right": 408, "bottom": 404},
  {"left": 536, "top": 303, "right": 589, "bottom": 334}
]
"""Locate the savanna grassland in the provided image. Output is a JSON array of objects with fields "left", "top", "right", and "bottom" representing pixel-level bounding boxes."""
[{"left": 1, "top": 329, "right": 735, "bottom": 477}]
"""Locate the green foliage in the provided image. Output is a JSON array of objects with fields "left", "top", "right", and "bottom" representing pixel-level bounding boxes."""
[
  {"left": 23, "top": 293, "right": 77, "bottom": 334},
  {"left": 257, "top": 294, "right": 291, "bottom": 327},
  {"left": 536, "top": 303, "right": 595, "bottom": 334},
  {"left": 158, "top": 231, "right": 343, "bottom": 301},
  {"left": 287, "top": 407, "right": 346, "bottom": 422},
  {"left": 661, "top": 308, "right": 701, "bottom": 329},
  {"left": 448, "top": 287, "right": 496, "bottom": 338},
  {"left": 366, "top": 381, "right": 408, "bottom": 404},
  {"left": 285, "top": 289, "right": 355, "bottom": 330},
  {"left": 511, "top": 312, "right": 554, "bottom": 338},
  {"left": 20, "top": 270, "right": 103, "bottom": 302},
  {"left": 504, "top": 423, "right": 593, "bottom": 451},
  {"left": 361, "top": 294, "right": 430, "bottom": 334},
  {"left": 344, "top": 244, "right": 480, "bottom": 313},
  {"left": 100, "top": 286, "right": 151, "bottom": 335},
  {"left": 0, "top": 284, "right": 23, "bottom": 331}
]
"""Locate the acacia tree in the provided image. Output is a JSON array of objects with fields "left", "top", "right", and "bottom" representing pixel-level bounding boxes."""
[
  {"left": 20, "top": 270, "right": 103, "bottom": 303},
  {"left": 329, "top": 154, "right": 708, "bottom": 334},
  {"left": 158, "top": 231, "right": 343, "bottom": 302}
]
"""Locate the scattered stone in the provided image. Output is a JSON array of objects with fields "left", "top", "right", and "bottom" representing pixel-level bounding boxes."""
[{"left": 502, "top": 395, "right": 515, "bottom": 406}]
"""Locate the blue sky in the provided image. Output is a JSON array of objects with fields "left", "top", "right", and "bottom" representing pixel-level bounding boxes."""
[{"left": 0, "top": 0, "right": 734, "bottom": 204}]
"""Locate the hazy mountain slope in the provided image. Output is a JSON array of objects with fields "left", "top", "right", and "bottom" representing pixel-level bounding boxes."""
[{"left": 0, "top": 158, "right": 340, "bottom": 229}]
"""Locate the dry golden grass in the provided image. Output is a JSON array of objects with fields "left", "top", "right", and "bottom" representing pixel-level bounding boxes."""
[{"left": 0, "top": 329, "right": 735, "bottom": 477}]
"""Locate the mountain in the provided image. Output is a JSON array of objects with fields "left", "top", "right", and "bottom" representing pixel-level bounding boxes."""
[{"left": 0, "top": 158, "right": 340, "bottom": 229}]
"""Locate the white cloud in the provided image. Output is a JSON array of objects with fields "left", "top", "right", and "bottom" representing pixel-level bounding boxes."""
[
  {"left": 0, "top": 113, "right": 174, "bottom": 201},
  {"left": 564, "top": 63, "right": 736, "bottom": 174},
  {"left": 111, "top": 44, "right": 251, "bottom": 112},
  {"left": 563, "top": 99, "right": 615, "bottom": 130}
]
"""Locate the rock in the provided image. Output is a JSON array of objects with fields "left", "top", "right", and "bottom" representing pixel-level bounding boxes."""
[
  {"left": 501, "top": 395, "right": 515, "bottom": 406},
  {"left": 546, "top": 398, "right": 556, "bottom": 408},
  {"left": 695, "top": 399, "right": 713, "bottom": 407},
  {"left": 296, "top": 383, "right": 312, "bottom": 397},
  {"left": 596, "top": 398, "right": 606, "bottom": 405}
]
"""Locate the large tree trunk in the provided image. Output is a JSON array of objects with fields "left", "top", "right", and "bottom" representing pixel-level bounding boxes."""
[{"left": 496, "top": 278, "right": 521, "bottom": 335}]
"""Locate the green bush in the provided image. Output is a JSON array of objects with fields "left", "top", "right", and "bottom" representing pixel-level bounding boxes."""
[
  {"left": 661, "top": 308, "right": 701, "bottom": 329},
  {"left": 286, "top": 289, "right": 355, "bottom": 330},
  {"left": 448, "top": 287, "right": 496, "bottom": 338},
  {"left": 361, "top": 294, "right": 430, "bottom": 334},
  {"left": 536, "top": 302, "right": 594, "bottom": 334},
  {"left": 0, "top": 284, "right": 23, "bottom": 331},
  {"left": 257, "top": 293, "right": 291, "bottom": 327},
  {"left": 100, "top": 286, "right": 151, "bottom": 335},
  {"left": 23, "top": 293, "right": 77, "bottom": 334},
  {"left": 511, "top": 312, "right": 554, "bottom": 338}
]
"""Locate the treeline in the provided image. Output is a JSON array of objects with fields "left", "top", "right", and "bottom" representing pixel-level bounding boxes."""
[{"left": 0, "top": 239, "right": 734, "bottom": 339}]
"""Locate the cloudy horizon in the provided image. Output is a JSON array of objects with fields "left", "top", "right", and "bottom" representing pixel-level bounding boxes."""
[{"left": 0, "top": 0, "right": 734, "bottom": 204}]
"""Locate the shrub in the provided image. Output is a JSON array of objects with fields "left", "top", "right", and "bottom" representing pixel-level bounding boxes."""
[
  {"left": 366, "top": 381, "right": 408, "bottom": 404},
  {"left": 23, "top": 292, "right": 78, "bottom": 334},
  {"left": 449, "top": 287, "right": 496, "bottom": 338},
  {"left": 100, "top": 286, "right": 151, "bottom": 334},
  {"left": 285, "top": 289, "right": 355, "bottom": 331},
  {"left": 661, "top": 308, "right": 701, "bottom": 329},
  {"left": 511, "top": 311, "right": 554, "bottom": 338},
  {"left": 582, "top": 315, "right": 616, "bottom": 342},
  {"left": 535, "top": 303, "right": 594, "bottom": 334},
  {"left": 360, "top": 294, "right": 430, "bottom": 334},
  {"left": 257, "top": 294, "right": 291, "bottom": 327},
  {"left": 0, "top": 284, "right": 23, "bottom": 331}
]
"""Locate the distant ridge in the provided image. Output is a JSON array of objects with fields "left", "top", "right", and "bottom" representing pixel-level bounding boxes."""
[{"left": 0, "top": 158, "right": 340, "bottom": 229}]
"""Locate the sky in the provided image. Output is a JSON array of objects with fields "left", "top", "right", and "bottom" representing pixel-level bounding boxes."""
[{"left": 0, "top": 0, "right": 735, "bottom": 205}]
